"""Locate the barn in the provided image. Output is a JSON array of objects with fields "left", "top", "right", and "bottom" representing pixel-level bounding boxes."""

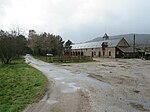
[{"left": 71, "top": 36, "right": 138, "bottom": 58}]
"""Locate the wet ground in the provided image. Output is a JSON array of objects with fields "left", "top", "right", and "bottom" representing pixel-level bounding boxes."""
[{"left": 24, "top": 55, "right": 150, "bottom": 112}]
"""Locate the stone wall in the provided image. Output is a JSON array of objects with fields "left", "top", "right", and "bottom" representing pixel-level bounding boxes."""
[{"left": 71, "top": 47, "right": 116, "bottom": 58}]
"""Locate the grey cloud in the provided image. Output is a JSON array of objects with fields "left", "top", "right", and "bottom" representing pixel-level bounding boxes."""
[
  {"left": 61, "top": 0, "right": 150, "bottom": 42},
  {"left": 0, "top": 0, "right": 150, "bottom": 43},
  {"left": 0, "top": 0, "right": 11, "bottom": 16}
]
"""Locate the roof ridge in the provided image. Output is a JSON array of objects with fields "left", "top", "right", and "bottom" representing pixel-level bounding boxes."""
[{"left": 73, "top": 38, "right": 122, "bottom": 45}]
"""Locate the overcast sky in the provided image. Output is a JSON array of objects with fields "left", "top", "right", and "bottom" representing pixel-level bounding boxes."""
[{"left": 0, "top": 0, "right": 150, "bottom": 42}]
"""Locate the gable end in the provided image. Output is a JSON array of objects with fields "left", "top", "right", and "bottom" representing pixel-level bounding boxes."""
[{"left": 117, "top": 38, "right": 130, "bottom": 47}]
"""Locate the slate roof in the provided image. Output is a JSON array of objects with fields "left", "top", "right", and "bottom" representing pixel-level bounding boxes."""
[
  {"left": 117, "top": 47, "right": 138, "bottom": 53},
  {"left": 71, "top": 38, "right": 122, "bottom": 49}
]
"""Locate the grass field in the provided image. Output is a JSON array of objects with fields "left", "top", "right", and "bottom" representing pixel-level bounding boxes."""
[
  {"left": 0, "top": 58, "right": 47, "bottom": 112},
  {"left": 34, "top": 55, "right": 48, "bottom": 62}
]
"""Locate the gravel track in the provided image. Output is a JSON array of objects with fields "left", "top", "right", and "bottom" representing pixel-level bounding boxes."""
[{"left": 24, "top": 55, "right": 150, "bottom": 112}]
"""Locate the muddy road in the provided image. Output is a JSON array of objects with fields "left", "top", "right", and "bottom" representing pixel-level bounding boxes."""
[{"left": 24, "top": 55, "right": 150, "bottom": 112}]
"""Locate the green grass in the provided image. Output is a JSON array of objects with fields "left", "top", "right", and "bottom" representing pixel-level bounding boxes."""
[
  {"left": 0, "top": 58, "right": 47, "bottom": 112},
  {"left": 34, "top": 55, "right": 49, "bottom": 62}
]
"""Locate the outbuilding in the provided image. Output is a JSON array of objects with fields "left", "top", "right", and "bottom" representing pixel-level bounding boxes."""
[{"left": 71, "top": 37, "right": 137, "bottom": 58}]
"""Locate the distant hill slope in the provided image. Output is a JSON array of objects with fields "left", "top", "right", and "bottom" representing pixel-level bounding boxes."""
[{"left": 88, "top": 34, "right": 150, "bottom": 45}]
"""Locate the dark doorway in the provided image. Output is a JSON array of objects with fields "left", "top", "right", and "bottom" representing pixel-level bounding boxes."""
[
  {"left": 92, "top": 52, "right": 94, "bottom": 57},
  {"left": 81, "top": 52, "right": 83, "bottom": 56},
  {"left": 99, "top": 52, "right": 101, "bottom": 57},
  {"left": 78, "top": 52, "right": 80, "bottom": 56},
  {"left": 103, "top": 51, "right": 105, "bottom": 56},
  {"left": 76, "top": 52, "right": 77, "bottom": 56},
  {"left": 109, "top": 51, "right": 111, "bottom": 56}
]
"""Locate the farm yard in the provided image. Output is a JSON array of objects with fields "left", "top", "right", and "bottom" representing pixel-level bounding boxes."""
[
  {"left": 25, "top": 55, "right": 150, "bottom": 112},
  {"left": 59, "top": 58, "right": 150, "bottom": 111}
]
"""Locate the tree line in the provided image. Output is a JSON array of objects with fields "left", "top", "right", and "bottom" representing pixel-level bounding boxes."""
[
  {"left": 0, "top": 29, "right": 72, "bottom": 64},
  {"left": 28, "top": 31, "right": 64, "bottom": 56}
]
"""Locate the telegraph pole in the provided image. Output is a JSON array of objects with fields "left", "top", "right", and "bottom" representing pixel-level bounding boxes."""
[{"left": 133, "top": 34, "right": 136, "bottom": 54}]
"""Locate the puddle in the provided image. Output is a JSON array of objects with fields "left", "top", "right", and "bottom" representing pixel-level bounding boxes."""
[
  {"left": 47, "top": 100, "right": 58, "bottom": 104},
  {"left": 61, "top": 83, "right": 81, "bottom": 93},
  {"left": 61, "top": 82, "right": 66, "bottom": 84},
  {"left": 54, "top": 77, "right": 65, "bottom": 80},
  {"left": 75, "top": 72, "right": 89, "bottom": 77}
]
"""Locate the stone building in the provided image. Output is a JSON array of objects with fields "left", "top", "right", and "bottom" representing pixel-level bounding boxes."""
[{"left": 71, "top": 37, "right": 137, "bottom": 58}]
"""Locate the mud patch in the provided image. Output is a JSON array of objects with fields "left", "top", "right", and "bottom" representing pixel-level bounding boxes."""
[
  {"left": 133, "top": 90, "right": 140, "bottom": 94},
  {"left": 130, "top": 102, "right": 150, "bottom": 111},
  {"left": 101, "top": 64, "right": 116, "bottom": 67},
  {"left": 120, "top": 65, "right": 131, "bottom": 69},
  {"left": 50, "top": 107, "right": 64, "bottom": 112},
  {"left": 61, "top": 64, "right": 71, "bottom": 66},
  {"left": 122, "top": 75, "right": 131, "bottom": 79},
  {"left": 88, "top": 73, "right": 105, "bottom": 82},
  {"left": 110, "top": 76, "right": 137, "bottom": 86}
]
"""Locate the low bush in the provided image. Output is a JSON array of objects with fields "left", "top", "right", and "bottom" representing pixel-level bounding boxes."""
[{"left": 34, "top": 55, "right": 93, "bottom": 63}]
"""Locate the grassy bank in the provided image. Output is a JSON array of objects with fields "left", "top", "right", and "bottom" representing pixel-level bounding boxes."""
[
  {"left": 0, "top": 58, "right": 47, "bottom": 112},
  {"left": 34, "top": 55, "right": 93, "bottom": 63}
]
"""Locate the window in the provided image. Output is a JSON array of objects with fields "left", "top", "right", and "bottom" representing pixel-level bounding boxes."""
[{"left": 109, "top": 51, "right": 111, "bottom": 56}]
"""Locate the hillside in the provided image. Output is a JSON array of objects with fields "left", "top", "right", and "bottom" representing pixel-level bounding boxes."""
[{"left": 88, "top": 34, "right": 150, "bottom": 45}]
